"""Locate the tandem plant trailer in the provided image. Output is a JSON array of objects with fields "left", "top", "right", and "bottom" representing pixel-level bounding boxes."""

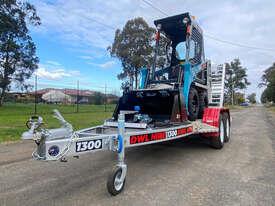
[{"left": 21, "top": 13, "right": 231, "bottom": 196}]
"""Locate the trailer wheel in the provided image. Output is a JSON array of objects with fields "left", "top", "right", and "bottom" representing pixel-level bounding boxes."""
[
  {"left": 210, "top": 114, "right": 225, "bottom": 149},
  {"left": 198, "top": 91, "right": 208, "bottom": 119},
  {"left": 188, "top": 87, "right": 199, "bottom": 121},
  {"left": 223, "top": 113, "right": 230, "bottom": 142},
  {"left": 107, "top": 167, "right": 126, "bottom": 196}
]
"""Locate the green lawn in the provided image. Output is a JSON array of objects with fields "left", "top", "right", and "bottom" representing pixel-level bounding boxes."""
[{"left": 0, "top": 103, "right": 115, "bottom": 143}]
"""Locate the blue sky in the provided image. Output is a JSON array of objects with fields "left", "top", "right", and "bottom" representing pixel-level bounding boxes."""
[
  {"left": 31, "top": 32, "right": 121, "bottom": 93},
  {"left": 27, "top": 0, "right": 275, "bottom": 100}
]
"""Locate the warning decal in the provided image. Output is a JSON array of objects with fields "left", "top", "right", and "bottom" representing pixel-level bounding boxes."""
[{"left": 130, "top": 126, "right": 193, "bottom": 145}]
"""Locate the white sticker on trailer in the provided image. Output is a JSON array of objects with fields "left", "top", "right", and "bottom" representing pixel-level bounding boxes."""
[
  {"left": 166, "top": 130, "right": 177, "bottom": 138},
  {"left": 76, "top": 139, "right": 102, "bottom": 152}
]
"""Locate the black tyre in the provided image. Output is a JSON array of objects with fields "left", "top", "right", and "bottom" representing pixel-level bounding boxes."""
[
  {"left": 210, "top": 114, "right": 225, "bottom": 149},
  {"left": 188, "top": 87, "right": 199, "bottom": 121},
  {"left": 223, "top": 113, "right": 230, "bottom": 142},
  {"left": 107, "top": 167, "right": 126, "bottom": 196},
  {"left": 198, "top": 91, "right": 208, "bottom": 119}
]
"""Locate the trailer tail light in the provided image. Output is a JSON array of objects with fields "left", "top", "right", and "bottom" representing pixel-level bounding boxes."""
[
  {"left": 187, "top": 25, "right": 191, "bottom": 35},
  {"left": 155, "top": 31, "right": 160, "bottom": 41},
  {"left": 187, "top": 126, "right": 193, "bottom": 133}
]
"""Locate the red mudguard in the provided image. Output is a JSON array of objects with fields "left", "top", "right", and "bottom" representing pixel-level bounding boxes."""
[{"left": 202, "top": 107, "right": 229, "bottom": 137}]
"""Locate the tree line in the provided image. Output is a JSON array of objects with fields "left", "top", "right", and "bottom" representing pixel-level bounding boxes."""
[
  {"left": 0, "top": 2, "right": 273, "bottom": 106},
  {"left": 259, "top": 63, "right": 275, "bottom": 103}
]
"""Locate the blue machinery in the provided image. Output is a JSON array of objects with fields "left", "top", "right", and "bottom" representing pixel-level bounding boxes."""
[{"left": 139, "top": 13, "right": 206, "bottom": 116}]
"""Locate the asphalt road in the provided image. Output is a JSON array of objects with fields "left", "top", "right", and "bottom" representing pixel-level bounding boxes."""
[{"left": 0, "top": 106, "right": 274, "bottom": 206}]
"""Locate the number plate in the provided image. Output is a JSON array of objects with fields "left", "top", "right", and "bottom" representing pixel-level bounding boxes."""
[{"left": 76, "top": 139, "right": 102, "bottom": 152}]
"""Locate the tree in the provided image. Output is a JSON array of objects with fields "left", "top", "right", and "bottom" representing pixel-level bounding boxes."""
[
  {"left": 247, "top": 93, "right": 256, "bottom": 104},
  {"left": 259, "top": 62, "right": 275, "bottom": 87},
  {"left": 260, "top": 63, "right": 275, "bottom": 103},
  {"left": 234, "top": 92, "right": 245, "bottom": 105},
  {"left": 108, "top": 17, "right": 168, "bottom": 89},
  {"left": 224, "top": 59, "right": 250, "bottom": 105},
  {"left": 260, "top": 89, "right": 273, "bottom": 104},
  {"left": 89, "top": 92, "right": 104, "bottom": 105},
  {"left": 0, "top": 0, "right": 41, "bottom": 106}
]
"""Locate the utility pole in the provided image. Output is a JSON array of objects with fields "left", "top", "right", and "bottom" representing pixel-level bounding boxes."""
[
  {"left": 76, "top": 80, "right": 79, "bottom": 113},
  {"left": 34, "top": 74, "right": 37, "bottom": 114},
  {"left": 64, "top": 88, "right": 67, "bottom": 104},
  {"left": 104, "top": 83, "right": 107, "bottom": 112}
]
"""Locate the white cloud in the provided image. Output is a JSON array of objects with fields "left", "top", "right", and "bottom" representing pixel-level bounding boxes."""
[
  {"left": 79, "top": 55, "right": 94, "bottom": 60},
  {"left": 35, "top": 62, "right": 81, "bottom": 80},
  {"left": 69, "top": 70, "right": 81, "bottom": 76},
  {"left": 46, "top": 60, "right": 62, "bottom": 66},
  {"left": 35, "top": 67, "right": 70, "bottom": 80},
  {"left": 31, "top": 0, "right": 154, "bottom": 49},
  {"left": 87, "top": 60, "right": 116, "bottom": 69},
  {"left": 99, "top": 61, "right": 116, "bottom": 69}
]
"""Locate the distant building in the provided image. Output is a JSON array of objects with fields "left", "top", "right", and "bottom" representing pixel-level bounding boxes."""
[
  {"left": 42, "top": 90, "right": 71, "bottom": 103},
  {"left": 6, "top": 88, "right": 119, "bottom": 104},
  {"left": 35, "top": 88, "right": 94, "bottom": 104},
  {"left": 29, "top": 88, "right": 119, "bottom": 104}
]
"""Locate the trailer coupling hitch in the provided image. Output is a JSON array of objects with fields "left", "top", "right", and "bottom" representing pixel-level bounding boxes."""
[{"left": 21, "top": 109, "right": 74, "bottom": 160}]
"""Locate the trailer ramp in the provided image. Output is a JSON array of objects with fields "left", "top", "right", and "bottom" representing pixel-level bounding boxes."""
[{"left": 209, "top": 64, "right": 225, "bottom": 107}]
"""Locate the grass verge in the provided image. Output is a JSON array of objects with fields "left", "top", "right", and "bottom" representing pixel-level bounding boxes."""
[
  {"left": 0, "top": 103, "right": 115, "bottom": 143},
  {"left": 225, "top": 105, "right": 246, "bottom": 110},
  {"left": 268, "top": 106, "right": 275, "bottom": 113}
]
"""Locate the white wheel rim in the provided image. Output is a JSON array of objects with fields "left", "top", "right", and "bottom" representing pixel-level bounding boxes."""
[
  {"left": 226, "top": 118, "right": 230, "bottom": 138},
  {"left": 220, "top": 121, "right": 224, "bottom": 143},
  {"left": 114, "top": 171, "right": 124, "bottom": 191}
]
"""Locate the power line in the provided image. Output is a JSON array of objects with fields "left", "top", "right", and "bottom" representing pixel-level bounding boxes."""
[
  {"left": 70, "top": 10, "right": 115, "bottom": 44},
  {"left": 82, "top": 15, "right": 116, "bottom": 30},
  {"left": 140, "top": 0, "right": 275, "bottom": 53},
  {"left": 141, "top": 0, "right": 168, "bottom": 16},
  {"left": 204, "top": 33, "right": 275, "bottom": 52},
  {"left": 36, "top": 81, "right": 114, "bottom": 90},
  {"left": 71, "top": 9, "right": 116, "bottom": 30}
]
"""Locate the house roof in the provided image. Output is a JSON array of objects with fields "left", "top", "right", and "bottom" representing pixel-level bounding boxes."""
[
  {"left": 33, "top": 88, "right": 95, "bottom": 97},
  {"left": 42, "top": 90, "right": 71, "bottom": 102}
]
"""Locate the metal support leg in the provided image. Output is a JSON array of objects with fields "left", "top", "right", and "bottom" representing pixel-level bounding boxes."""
[
  {"left": 107, "top": 113, "right": 127, "bottom": 195},
  {"left": 117, "top": 113, "right": 127, "bottom": 181}
]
